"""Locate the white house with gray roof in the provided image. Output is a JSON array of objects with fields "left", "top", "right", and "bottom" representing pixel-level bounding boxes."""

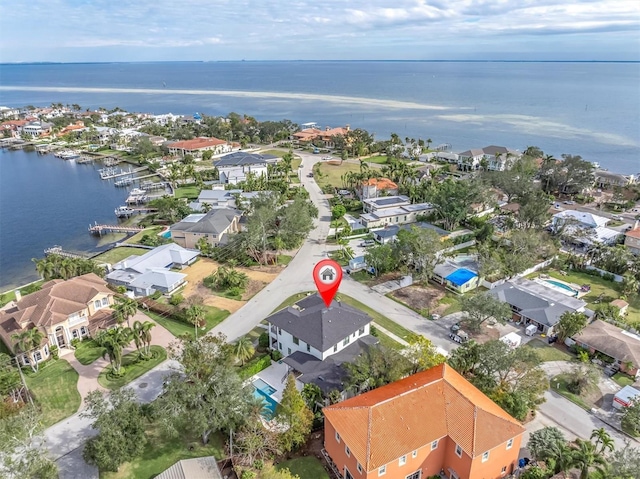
[
  {"left": 265, "top": 294, "right": 378, "bottom": 394},
  {"left": 489, "top": 278, "right": 592, "bottom": 335},
  {"left": 170, "top": 208, "right": 241, "bottom": 249},
  {"left": 457, "top": 145, "right": 521, "bottom": 171},
  {"left": 215, "top": 152, "right": 275, "bottom": 184},
  {"left": 188, "top": 188, "right": 261, "bottom": 212},
  {"left": 106, "top": 243, "right": 199, "bottom": 296},
  {"left": 551, "top": 210, "right": 622, "bottom": 245}
]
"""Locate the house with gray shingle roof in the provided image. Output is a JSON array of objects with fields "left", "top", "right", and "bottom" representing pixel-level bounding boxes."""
[
  {"left": 170, "top": 208, "right": 242, "bottom": 249},
  {"left": 264, "top": 294, "right": 378, "bottom": 394},
  {"left": 489, "top": 278, "right": 592, "bottom": 335},
  {"left": 215, "top": 151, "right": 274, "bottom": 184}
]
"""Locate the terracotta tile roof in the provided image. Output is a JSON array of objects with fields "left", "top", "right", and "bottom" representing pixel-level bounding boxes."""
[
  {"left": 626, "top": 228, "right": 640, "bottom": 239},
  {"left": 323, "top": 364, "right": 524, "bottom": 471},
  {"left": 169, "top": 137, "right": 226, "bottom": 150},
  {"left": 363, "top": 178, "right": 398, "bottom": 190}
]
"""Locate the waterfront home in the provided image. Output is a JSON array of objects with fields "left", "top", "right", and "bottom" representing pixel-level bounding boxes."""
[
  {"left": 188, "top": 188, "right": 262, "bottom": 211},
  {"left": 215, "top": 151, "right": 271, "bottom": 185},
  {"left": 0, "top": 106, "right": 20, "bottom": 119},
  {"left": 595, "top": 169, "right": 636, "bottom": 189},
  {"left": 489, "top": 277, "right": 592, "bottom": 335},
  {"left": 170, "top": 208, "right": 242, "bottom": 249},
  {"left": 106, "top": 243, "right": 199, "bottom": 297},
  {"left": 292, "top": 125, "right": 350, "bottom": 148},
  {"left": 0, "top": 274, "right": 115, "bottom": 366},
  {"left": 265, "top": 294, "right": 376, "bottom": 396},
  {"left": 551, "top": 210, "right": 622, "bottom": 246},
  {"left": 625, "top": 222, "right": 640, "bottom": 255},
  {"left": 573, "top": 320, "right": 640, "bottom": 377},
  {"left": 323, "top": 364, "right": 525, "bottom": 479},
  {"left": 167, "top": 137, "right": 231, "bottom": 158},
  {"left": 0, "top": 119, "right": 28, "bottom": 137},
  {"left": 22, "top": 120, "right": 53, "bottom": 137},
  {"left": 57, "top": 121, "right": 86, "bottom": 138},
  {"left": 457, "top": 145, "right": 521, "bottom": 171}
]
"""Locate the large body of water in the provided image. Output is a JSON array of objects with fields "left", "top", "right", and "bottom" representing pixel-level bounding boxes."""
[
  {"left": 0, "top": 61, "right": 638, "bottom": 290},
  {"left": 0, "top": 149, "right": 131, "bottom": 290}
]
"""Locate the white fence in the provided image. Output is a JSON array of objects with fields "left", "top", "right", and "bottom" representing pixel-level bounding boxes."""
[{"left": 481, "top": 257, "right": 555, "bottom": 290}]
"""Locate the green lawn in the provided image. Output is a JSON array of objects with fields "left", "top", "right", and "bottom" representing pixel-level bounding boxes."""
[
  {"left": 276, "top": 255, "right": 293, "bottom": 265},
  {"left": 440, "top": 293, "right": 462, "bottom": 315},
  {"left": 1, "top": 280, "right": 45, "bottom": 308},
  {"left": 124, "top": 226, "right": 166, "bottom": 245},
  {"left": 92, "top": 247, "right": 146, "bottom": 265},
  {"left": 362, "top": 154, "right": 389, "bottom": 164},
  {"left": 144, "top": 307, "right": 230, "bottom": 339},
  {"left": 74, "top": 339, "right": 104, "bottom": 365},
  {"left": 612, "top": 372, "right": 635, "bottom": 387},
  {"left": 25, "top": 359, "right": 81, "bottom": 427},
  {"left": 524, "top": 339, "right": 574, "bottom": 362},
  {"left": 173, "top": 185, "right": 201, "bottom": 200},
  {"left": 101, "top": 426, "right": 224, "bottom": 479},
  {"left": 98, "top": 346, "right": 167, "bottom": 390},
  {"left": 315, "top": 161, "right": 380, "bottom": 189},
  {"left": 276, "top": 457, "right": 329, "bottom": 479},
  {"left": 550, "top": 374, "right": 592, "bottom": 410}
]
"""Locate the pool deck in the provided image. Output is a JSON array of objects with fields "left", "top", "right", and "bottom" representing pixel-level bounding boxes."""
[
  {"left": 534, "top": 276, "right": 589, "bottom": 298},
  {"left": 252, "top": 360, "right": 302, "bottom": 403}
]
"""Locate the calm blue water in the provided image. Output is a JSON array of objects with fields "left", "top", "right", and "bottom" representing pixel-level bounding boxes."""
[
  {"left": 0, "top": 61, "right": 639, "bottom": 289},
  {"left": 545, "top": 279, "right": 578, "bottom": 292},
  {"left": 0, "top": 149, "right": 131, "bottom": 290},
  {"left": 251, "top": 384, "right": 278, "bottom": 419},
  {"left": 1, "top": 61, "right": 638, "bottom": 172}
]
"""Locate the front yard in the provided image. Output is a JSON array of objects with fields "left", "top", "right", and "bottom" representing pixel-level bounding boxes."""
[
  {"left": 25, "top": 359, "right": 81, "bottom": 427},
  {"left": 74, "top": 339, "right": 104, "bottom": 365},
  {"left": 97, "top": 346, "right": 167, "bottom": 390},
  {"left": 144, "top": 307, "right": 230, "bottom": 339},
  {"left": 550, "top": 374, "right": 601, "bottom": 411},
  {"left": 524, "top": 339, "right": 574, "bottom": 362},
  {"left": 101, "top": 426, "right": 225, "bottom": 479},
  {"left": 388, "top": 283, "right": 462, "bottom": 317}
]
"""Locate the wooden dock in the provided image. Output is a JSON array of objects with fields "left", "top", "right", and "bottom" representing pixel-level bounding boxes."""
[
  {"left": 100, "top": 166, "right": 147, "bottom": 180},
  {"left": 88, "top": 223, "right": 145, "bottom": 236},
  {"left": 44, "top": 246, "right": 91, "bottom": 259}
]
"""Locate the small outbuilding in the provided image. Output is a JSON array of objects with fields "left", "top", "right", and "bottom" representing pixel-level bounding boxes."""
[{"left": 613, "top": 385, "right": 640, "bottom": 410}]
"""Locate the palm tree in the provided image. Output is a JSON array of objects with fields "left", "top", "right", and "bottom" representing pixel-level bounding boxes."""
[
  {"left": 95, "top": 326, "right": 133, "bottom": 375},
  {"left": 133, "top": 320, "right": 155, "bottom": 357},
  {"left": 589, "top": 428, "right": 615, "bottom": 455},
  {"left": 33, "top": 257, "right": 54, "bottom": 281},
  {"left": 113, "top": 296, "right": 138, "bottom": 327},
  {"left": 571, "top": 439, "right": 607, "bottom": 479},
  {"left": 186, "top": 304, "right": 206, "bottom": 339},
  {"left": 234, "top": 336, "right": 255, "bottom": 366},
  {"left": 12, "top": 328, "right": 45, "bottom": 372}
]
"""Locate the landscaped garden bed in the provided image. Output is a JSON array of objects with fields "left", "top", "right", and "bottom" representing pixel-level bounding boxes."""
[{"left": 98, "top": 345, "right": 167, "bottom": 389}]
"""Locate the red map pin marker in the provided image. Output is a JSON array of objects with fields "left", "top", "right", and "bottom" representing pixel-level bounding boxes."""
[{"left": 313, "top": 259, "right": 343, "bottom": 308}]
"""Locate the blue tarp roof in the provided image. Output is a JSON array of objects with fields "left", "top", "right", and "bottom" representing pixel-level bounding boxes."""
[{"left": 445, "top": 268, "right": 478, "bottom": 286}]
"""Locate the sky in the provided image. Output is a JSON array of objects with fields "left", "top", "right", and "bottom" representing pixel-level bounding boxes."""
[{"left": 1, "top": 0, "right": 639, "bottom": 62}]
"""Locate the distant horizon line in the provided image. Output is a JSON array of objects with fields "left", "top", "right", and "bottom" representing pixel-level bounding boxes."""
[{"left": 1, "top": 59, "right": 639, "bottom": 66}]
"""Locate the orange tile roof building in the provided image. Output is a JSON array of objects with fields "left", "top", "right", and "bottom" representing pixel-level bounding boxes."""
[
  {"left": 0, "top": 274, "right": 115, "bottom": 366},
  {"left": 167, "top": 136, "right": 231, "bottom": 158},
  {"left": 323, "top": 364, "right": 525, "bottom": 479},
  {"left": 292, "top": 125, "right": 350, "bottom": 148}
]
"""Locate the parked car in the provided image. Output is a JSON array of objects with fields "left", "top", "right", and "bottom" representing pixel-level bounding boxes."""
[
  {"left": 563, "top": 200, "right": 576, "bottom": 205},
  {"left": 450, "top": 323, "right": 461, "bottom": 333},
  {"left": 307, "top": 173, "right": 313, "bottom": 177},
  {"left": 449, "top": 330, "right": 469, "bottom": 343},
  {"left": 360, "top": 240, "right": 375, "bottom": 247},
  {"left": 430, "top": 314, "right": 441, "bottom": 320},
  {"left": 612, "top": 214, "right": 623, "bottom": 220}
]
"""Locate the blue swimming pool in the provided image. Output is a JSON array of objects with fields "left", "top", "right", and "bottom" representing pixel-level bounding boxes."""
[
  {"left": 252, "top": 379, "right": 278, "bottom": 419},
  {"left": 545, "top": 279, "right": 576, "bottom": 293},
  {"left": 161, "top": 230, "right": 171, "bottom": 239}
]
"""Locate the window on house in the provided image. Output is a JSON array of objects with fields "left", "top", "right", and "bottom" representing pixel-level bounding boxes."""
[
  {"left": 278, "top": 342, "right": 282, "bottom": 350},
  {"left": 335, "top": 431, "right": 341, "bottom": 443},
  {"left": 287, "top": 348, "right": 291, "bottom": 355},
  {"left": 307, "top": 343, "right": 311, "bottom": 352},
  {"left": 359, "top": 327, "right": 365, "bottom": 335},
  {"left": 406, "top": 472, "right": 421, "bottom": 479},
  {"left": 501, "top": 466, "right": 507, "bottom": 475},
  {"left": 345, "top": 468, "right": 354, "bottom": 479},
  {"left": 343, "top": 336, "right": 350, "bottom": 346},
  {"left": 94, "top": 300, "right": 101, "bottom": 309},
  {"left": 80, "top": 326, "right": 88, "bottom": 336},
  {"left": 23, "top": 355, "right": 30, "bottom": 364},
  {"left": 102, "top": 297, "right": 109, "bottom": 306},
  {"left": 44, "top": 345, "right": 49, "bottom": 355},
  {"left": 345, "top": 445, "right": 351, "bottom": 457},
  {"left": 399, "top": 455, "right": 406, "bottom": 466},
  {"left": 278, "top": 328, "right": 281, "bottom": 335},
  {"left": 357, "top": 463, "right": 363, "bottom": 473},
  {"left": 431, "top": 440, "right": 438, "bottom": 450},
  {"left": 293, "top": 336, "right": 299, "bottom": 345},
  {"left": 506, "top": 439, "right": 514, "bottom": 450},
  {"left": 34, "top": 351, "right": 42, "bottom": 361},
  {"left": 378, "top": 465, "right": 386, "bottom": 476},
  {"left": 412, "top": 450, "right": 418, "bottom": 458},
  {"left": 72, "top": 329, "right": 79, "bottom": 339},
  {"left": 455, "top": 445, "right": 462, "bottom": 457},
  {"left": 482, "top": 451, "right": 490, "bottom": 462},
  {"left": 333, "top": 344, "right": 338, "bottom": 352}
]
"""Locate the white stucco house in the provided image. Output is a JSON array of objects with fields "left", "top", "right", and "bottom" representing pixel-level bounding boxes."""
[{"left": 214, "top": 152, "right": 272, "bottom": 185}]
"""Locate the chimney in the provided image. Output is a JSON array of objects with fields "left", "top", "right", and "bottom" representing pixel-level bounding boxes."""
[{"left": 14, "top": 290, "right": 22, "bottom": 302}]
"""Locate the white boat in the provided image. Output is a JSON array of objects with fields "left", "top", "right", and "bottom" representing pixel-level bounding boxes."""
[
  {"left": 129, "top": 188, "right": 146, "bottom": 195},
  {"left": 114, "top": 206, "right": 135, "bottom": 217},
  {"left": 114, "top": 177, "right": 134, "bottom": 187}
]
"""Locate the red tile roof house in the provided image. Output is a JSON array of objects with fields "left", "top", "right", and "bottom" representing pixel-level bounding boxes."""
[
  {"left": 167, "top": 137, "right": 231, "bottom": 158},
  {"left": 323, "top": 364, "right": 525, "bottom": 479},
  {"left": 0, "top": 273, "right": 116, "bottom": 367},
  {"left": 292, "top": 126, "right": 350, "bottom": 148}
]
